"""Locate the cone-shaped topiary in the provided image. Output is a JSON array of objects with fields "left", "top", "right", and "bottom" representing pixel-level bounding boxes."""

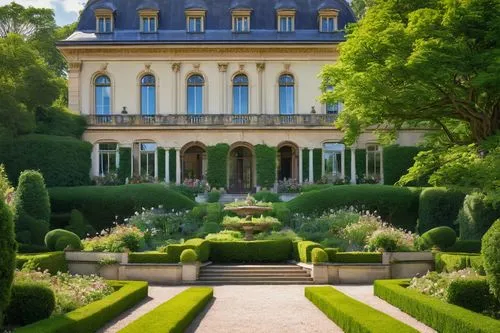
[
  {"left": 418, "top": 226, "right": 456, "bottom": 250},
  {"left": 311, "top": 248, "right": 329, "bottom": 263},
  {"left": 0, "top": 199, "right": 16, "bottom": 327},
  {"left": 45, "top": 229, "right": 82, "bottom": 251},
  {"left": 482, "top": 219, "right": 500, "bottom": 301},
  {"left": 180, "top": 249, "right": 198, "bottom": 263}
]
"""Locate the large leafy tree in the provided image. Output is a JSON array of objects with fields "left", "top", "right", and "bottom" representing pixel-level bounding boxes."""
[{"left": 320, "top": 0, "right": 499, "bottom": 192}]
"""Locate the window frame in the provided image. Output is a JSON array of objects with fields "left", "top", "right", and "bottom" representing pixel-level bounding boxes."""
[
  {"left": 325, "top": 85, "right": 342, "bottom": 114},
  {"left": 139, "top": 142, "right": 157, "bottom": 178},
  {"left": 277, "top": 9, "right": 296, "bottom": 32},
  {"left": 140, "top": 74, "right": 156, "bottom": 116},
  {"left": 232, "top": 9, "right": 252, "bottom": 33},
  {"left": 94, "top": 74, "right": 112, "bottom": 116},
  {"left": 95, "top": 9, "right": 114, "bottom": 33},
  {"left": 279, "top": 74, "right": 295, "bottom": 115},
  {"left": 365, "top": 144, "right": 382, "bottom": 182},
  {"left": 318, "top": 9, "right": 339, "bottom": 32},
  {"left": 322, "top": 143, "right": 345, "bottom": 179},
  {"left": 98, "top": 142, "right": 118, "bottom": 176},
  {"left": 185, "top": 9, "right": 206, "bottom": 33},
  {"left": 232, "top": 74, "right": 249, "bottom": 115},
  {"left": 187, "top": 74, "right": 205, "bottom": 115}
]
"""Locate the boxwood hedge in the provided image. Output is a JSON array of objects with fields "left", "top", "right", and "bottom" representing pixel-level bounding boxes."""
[
  {"left": 209, "top": 239, "right": 292, "bottom": 263},
  {"left": 49, "top": 184, "right": 196, "bottom": 231},
  {"left": 374, "top": 279, "right": 500, "bottom": 333},
  {"left": 16, "top": 252, "right": 68, "bottom": 275},
  {"left": 0, "top": 199, "right": 15, "bottom": 328},
  {"left": 334, "top": 252, "right": 382, "bottom": 264},
  {"left": 287, "top": 185, "right": 420, "bottom": 231},
  {"left": 5, "top": 282, "right": 55, "bottom": 326},
  {"left": 118, "top": 287, "right": 213, "bottom": 333},
  {"left": 0, "top": 134, "right": 92, "bottom": 187},
  {"left": 305, "top": 286, "right": 418, "bottom": 333},
  {"left": 417, "top": 188, "right": 465, "bottom": 234},
  {"left": 15, "top": 281, "right": 148, "bottom": 333},
  {"left": 434, "top": 252, "right": 484, "bottom": 274},
  {"left": 297, "top": 241, "right": 322, "bottom": 263}
]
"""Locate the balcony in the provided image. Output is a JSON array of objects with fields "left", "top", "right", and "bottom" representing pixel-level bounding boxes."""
[{"left": 84, "top": 114, "right": 337, "bottom": 127}]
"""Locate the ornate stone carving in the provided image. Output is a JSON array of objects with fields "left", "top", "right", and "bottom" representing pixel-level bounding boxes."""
[
  {"left": 218, "top": 63, "right": 229, "bottom": 72},
  {"left": 171, "top": 63, "right": 181, "bottom": 72},
  {"left": 284, "top": 63, "right": 291, "bottom": 71},
  {"left": 193, "top": 63, "right": 200, "bottom": 70},
  {"left": 68, "top": 62, "right": 82, "bottom": 72},
  {"left": 238, "top": 64, "right": 245, "bottom": 71},
  {"left": 100, "top": 63, "right": 108, "bottom": 71},
  {"left": 256, "top": 63, "right": 266, "bottom": 72},
  {"left": 145, "top": 63, "right": 152, "bottom": 72}
]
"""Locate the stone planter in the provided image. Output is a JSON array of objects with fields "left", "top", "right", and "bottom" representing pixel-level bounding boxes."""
[
  {"left": 195, "top": 194, "right": 207, "bottom": 203},
  {"left": 98, "top": 264, "right": 120, "bottom": 280},
  {"left": 383, "top": 252, "right": 434, "bottom": 279},
  {"left": 182, "top": 263, "right": 200, "bottom": 281},
  {"left": 382, "top": 251, "right": 433, "bottom": 264},
  {"left": 65, "top": 251, "right": 128, "bottom": 264}
]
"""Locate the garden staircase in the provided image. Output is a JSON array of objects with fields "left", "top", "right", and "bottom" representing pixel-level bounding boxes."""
[
  {"left": 219, "top": 194, "right": 248, "bottom": 204},
  {"left": 197, "top": 264, "right": 313, "bottom": 285}
]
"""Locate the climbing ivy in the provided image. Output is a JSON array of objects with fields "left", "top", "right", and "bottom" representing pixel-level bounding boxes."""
[
  {"left": 118, "top": 147, "right": 131, "bottom": 183},
  {"left": 207, "top": 144, "right": 230, "bottom": 188},
  {"left": 255, "top": 144, "right": 277, "bottom": 188}
]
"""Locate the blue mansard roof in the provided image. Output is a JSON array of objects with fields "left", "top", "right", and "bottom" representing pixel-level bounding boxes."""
[{"left": 60, "top": 0, "right": 356, "bottom": 45}]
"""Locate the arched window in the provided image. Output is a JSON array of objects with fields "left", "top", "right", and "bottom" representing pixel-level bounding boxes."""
[
  {"left": 233, "top": 74, "right": 249, "bottom": 114},
  {"left": 187, "top": 74, "right": 204, "bottom": 115},
  {"left": 140, "top": 75, "right": 156, "bottom": 116},
  {"left": 279, "top": 74, "right": 294, "bottom": 115},
  {"left": 95, "top": 75, "right": 111, "bottom": 115}
]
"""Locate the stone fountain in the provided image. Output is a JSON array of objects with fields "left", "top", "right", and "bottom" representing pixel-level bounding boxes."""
[{"left": 223, "top": 195, "right": 276, "bottom": 241}]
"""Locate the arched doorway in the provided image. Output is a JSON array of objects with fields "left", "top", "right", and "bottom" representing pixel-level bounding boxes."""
[
  {"left": 278, "top": 143, "right": 298, "bottom": 181},
  {"left": 229, "top": 146, "right": 253, "bottom": 193},
  {"left": 182, "top": 144, "right": 207, "bottom": 181}
]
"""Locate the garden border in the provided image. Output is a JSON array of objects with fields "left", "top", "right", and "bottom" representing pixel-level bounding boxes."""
[{"left": 374, "top": 279, "right": 500, "bottom": 333}]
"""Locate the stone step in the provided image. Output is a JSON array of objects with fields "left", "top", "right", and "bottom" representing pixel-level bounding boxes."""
[
  {"left": 189, "top": 281, "right": 315, "bottom": 285},
  {"left": 201, "top": 268, "right": 306, "bottom": 273},
  {"left": 205, "top": 265, "right": 302, "bottom": 269},
  {"left": 199, "top": 275, "right": 313, "bottom": 281},
  {"left": 200, "top": 272, "right": 310, "bottom": 278}
]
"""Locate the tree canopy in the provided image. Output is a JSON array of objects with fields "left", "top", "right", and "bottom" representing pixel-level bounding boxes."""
[{"left": 320, "top": 0, "right": 500, "bottom": 196}]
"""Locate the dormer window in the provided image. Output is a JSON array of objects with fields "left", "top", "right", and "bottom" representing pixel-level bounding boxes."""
[
  {"left": 185, "top": 10, "right": 206, "bottom": 33},
  {"left": 232, "top": 9, "right": 251, "bottom": 32},
  {"left": 139, "top": 9, "right": 159, "bottom": 33},
  {"left": 319, "top": 9, "right": 339, "bottom": 32},
  {"left": 277, "top": 10, "right": 295, "bottom": 32},
  {"left": 95, "top": 9, "right": 114, "bottom": 33}
]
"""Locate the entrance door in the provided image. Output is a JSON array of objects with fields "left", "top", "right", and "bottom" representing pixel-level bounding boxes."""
[
  {"left": 278, "top": 146, "right": 294, "bottom": 180},
  {"left": 229, "top": 146, "right": 253, "bottom": 193}
]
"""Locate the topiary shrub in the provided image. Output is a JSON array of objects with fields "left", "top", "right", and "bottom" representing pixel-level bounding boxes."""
[
  {"left": 445, "top": 240, "right": 481, "bottom": 253},
  {"left": 207, "top": 190, "right": 221, "bottom": 203},
  {"left": 65, "top": 209, "right": 95, "bottom": 238},
  {"left": 418, "top": 226, "right": 456, "bottom": 250},
  {"left": 311, "top": 248, "right": 328, "bottom": 263},
  {"left": 446, "top": 278, "right": 496, "bottom": 314},
  {"left": 0, "top": 199, "right": 15, "bottom": 327},
  {"left": 297, "top": 241, "right": 323, "bottom": 263},
  {"left": 205, "top": 203, "right": 222, "bottom": 224},
  {"left": 459, "top": 193, "right": 500, "bottom": 240},
  {"left": 254, "top": 191, "right": 281, "bottom": 203},
  {"left": 5, "top": 282, "right": 55, "bottom": 326},
  {"left": 45, "top": 229, "right": 82, "bottom": 251},
  {"left": 482, "top": 219, "right": 500, "bottom": 301},
  {"left": 14, "top": 170, "right": 51, "bottom": 246},
  {"left": 199, "top": 222, "right": 221, "bottom": 235},
  {"left": 417, "top": 188, "right": 465, "bottom": 234},
  {"left": 180, "top": 249, "right": 198, "bottom": 263},
  {"left": 324, "top": 248, "right": 339, "bottom": 262}
]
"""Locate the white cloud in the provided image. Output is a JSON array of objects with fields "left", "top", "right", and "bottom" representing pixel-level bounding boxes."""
[{"left": 0, "top": 0, "right": 85, "bottom": 14}]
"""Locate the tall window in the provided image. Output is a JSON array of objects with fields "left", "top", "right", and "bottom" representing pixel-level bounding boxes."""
[
  {"left": 140, "top": 143, "right": 157, "bottom": 177},
  {"left": 233, "top": 74, "right": 248, "bottom": 114},
  {"left": 142, "top": 17, "right": 157, "bottom": 32},
  {"left": 95, "top": 75, "right": 111, "bottom": 115},
  {"left": 323, "top": 143, "right": 345, "bottom": 179},
  {"left": 187, "top": 74, "right": 204, "bottom": 114},
  {"left": 140, "top": 75, "right": 156, "bottom": 116},
  {"left": 97, "top": 16, "right": 112, "bottom": 33},
  {"left": 98, "top": 143, "right": 118, "bottom": 176},
  {"left": 188, "top": 17, "right": 203, "bottom": 32},
  {"left": 279, "top": 16, "right": 294, "bottom": 32},
  {"left": 366, "top": 144, "right": 382, "bottom": 181},
  {"left": 279, "top": 74, "right": 295, "bottom": 114},
  {"left": 326, "top": 86, "right": 341, "bottom": 114}
]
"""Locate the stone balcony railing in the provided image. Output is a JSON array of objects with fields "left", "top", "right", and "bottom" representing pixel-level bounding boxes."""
[{"left": 84, "top": 114, "right": 337, "bottom": 127}]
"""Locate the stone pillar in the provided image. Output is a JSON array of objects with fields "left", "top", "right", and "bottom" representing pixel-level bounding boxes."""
[
  {"left": 298, "top": 148, "right": 303, "bottom": 184},
  {"left": 309, "top": 148, "right": 314, "bottom": 183},
  {"left": 154, "top": 148, "right": 159, "bottom": 179},
  {"left": 350, "top": 147, "right": 357, "bottom": 184},
  {"left": 175, "top": 148, "right": 181, "bottom": 185},
  {"left": 341, "top": 149, "right": 345, "bottom": 180},
  {"left": 92, "top": 144, "right": 100, "bottom": 177},
  {"left": 380, "top": 147, "right": 384, "bottom": 184},
  {"left": 172, "top": 63, "right": 181, "bottom": 114},
  {"left": 68, "top": 62, "right": 82, "bottom": 113},
  {"left": 256, "top": 63, "right": 265, "bottom": 114},
  {"left": 218, "top": 63, "right": 228, "bottom": 114},
  {"left": 165, "top": 148, "right": 170, "bottom": 183}
]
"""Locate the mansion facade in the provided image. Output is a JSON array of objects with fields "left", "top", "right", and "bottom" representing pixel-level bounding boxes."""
[{"left": 59, "top": 0, "right": 425, "bottom": 192}]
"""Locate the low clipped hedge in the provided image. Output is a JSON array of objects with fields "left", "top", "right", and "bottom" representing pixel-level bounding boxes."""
[
  {"left": 447, "top": 278, "right": 496, "bottom": 314},
  {"left": 297, "top": 241, "right": 322, "bottom": 263},
  {"left": 15, "top": 280, "right": 148, "bottom": 333},
  {"left": 254, "top": 191, "right": 281, "bottom": 203},
  {"left": 287, "top": 185, "right": 420, "bottom": 231},
  {"left": 128, "top": 252, "right": 173, "bottom": 264},
  {"left": 209, "top": 239, "right": 292, "bottom": 263},
  {"left": 271, "top": 202, "right": 291, "bottom": 227},
  {"left": 118, "top": 287, "right": 213, "bottom": 333},
  {"left": 305, "top": 286, "right": 418, "bottom": 333},
  {"left": 161, "top": 238, "right": 210, "bottom": 263},
  {"left": 374, "top": 279, "right": 500, "bottom": 333},
  {"left": 445, "top": 240, "right": 482, "bottom": 253},
  {"left": 16, "top": 252, "right": 67, "bottom": 275},
  {"left": 49, "top": 184, "right": 196, "bottom": 231},
  {"left": 311, "top": 248, "right": 328, "bottom": 263},
  {"left": 333, "top": 252, "right": 382, "bottom": 264},
  {"left": 5, "top": 282, "right": 55, "bottom": 326},
  {"left": 434, "top": 252, "right": 484, "bottom": 274}
]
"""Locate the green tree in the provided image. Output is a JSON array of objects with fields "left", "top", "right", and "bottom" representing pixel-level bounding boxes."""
[
  {"left": 0, "top": 198, "right": 15, "bottom": 327},
  {"left": 321, "top": 0, "right": 499, "bottom": 145}
]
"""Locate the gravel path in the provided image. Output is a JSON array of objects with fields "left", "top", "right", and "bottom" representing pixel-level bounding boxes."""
[
  {"left": 334, "top": 285, "right": 436, "bottom": 333},
  {"left": 186, "top": 285, "right": 343, "bottom": 333},
  {"left": 97, "top": 285, "right": 187, "bottom": 333}
]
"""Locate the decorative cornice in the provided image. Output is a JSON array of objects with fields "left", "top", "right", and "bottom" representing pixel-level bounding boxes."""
[
  {"left": 171, "top": 62, "right": 181, "bottom": 72},
  {"left": 218, "top": 63, "right": 229, "bottom": 72},
  {"left": 68, "top": 61, "right": 82, "bottom": 72}
]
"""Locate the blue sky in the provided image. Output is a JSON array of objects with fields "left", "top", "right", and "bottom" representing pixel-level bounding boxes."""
[{"left": 0, "top": 0, "right": 85, "bottom": 26}]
